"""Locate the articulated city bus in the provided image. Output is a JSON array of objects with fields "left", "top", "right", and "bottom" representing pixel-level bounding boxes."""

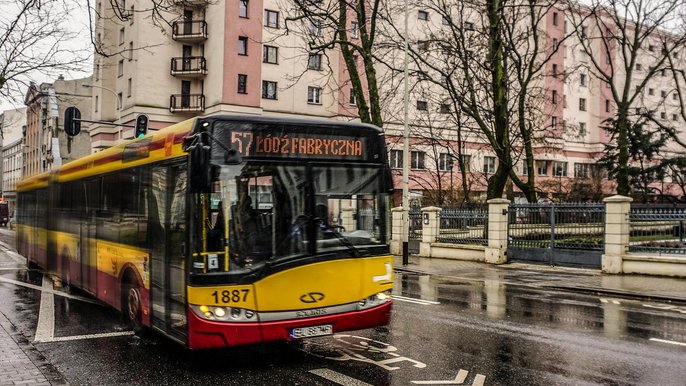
[{"left": 16, "top": 115, "right": 394, "bottom": 349}]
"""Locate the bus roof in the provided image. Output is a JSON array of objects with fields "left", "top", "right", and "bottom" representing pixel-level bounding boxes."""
[{"left": 17, "top": 117, "right": 195, "bottom": 191}]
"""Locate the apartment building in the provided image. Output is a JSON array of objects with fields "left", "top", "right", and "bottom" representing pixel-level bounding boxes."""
[
  {"left": 0, "top": 108, "right": 26, "bottom": 213},
  {"left": 89, "top": 0, "right": 686, "bottom": 202},
  {"left": 88, "top": 0, "right": 353, "bottom": 150}
]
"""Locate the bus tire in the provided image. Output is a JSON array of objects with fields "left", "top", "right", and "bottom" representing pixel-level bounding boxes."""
[{"left": 122, "top": 273, "right": 144, "bottom": 334}]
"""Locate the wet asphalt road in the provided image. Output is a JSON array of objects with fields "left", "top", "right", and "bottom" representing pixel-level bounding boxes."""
[{"left": 1, "top": 228, "right": 686, "bottom": 386}]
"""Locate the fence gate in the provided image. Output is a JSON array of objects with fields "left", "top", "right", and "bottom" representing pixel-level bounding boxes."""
[
  {"left": 408, "top": 208, "right": 422, "bottom": 254},
  {"left": 508, "top": 203, "right": 605, "bottom": 268}
]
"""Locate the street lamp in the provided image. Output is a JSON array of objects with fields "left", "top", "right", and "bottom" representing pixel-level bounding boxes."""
[
  {"left": 401, "top": 0, "right": 410, "bottom": 265},
  {"left": 82, "top": 84, "right": 122, "bottom": 141}
]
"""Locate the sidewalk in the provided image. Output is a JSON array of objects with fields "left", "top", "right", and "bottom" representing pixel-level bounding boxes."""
[{"left": 394, "top": 255, "right": 686, "bottom": 303}]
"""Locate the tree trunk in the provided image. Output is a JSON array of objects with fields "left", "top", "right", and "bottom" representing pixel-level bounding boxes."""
[{"left": 616, "top": 114, "right": 630, "bottom": 195}]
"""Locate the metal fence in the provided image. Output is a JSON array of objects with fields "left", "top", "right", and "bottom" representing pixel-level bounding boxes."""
[
  {"left": 508, "top": 202, "right": 605, "bottom": 251},
  {"left": 436, "top": 206, "right": 488, "bottom": 245},
  {"left": 629, "top": 204, "right": 686, "bottom": 255}
]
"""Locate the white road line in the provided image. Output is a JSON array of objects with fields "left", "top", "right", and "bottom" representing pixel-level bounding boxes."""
[
  {"left": 33, "top": 275, "right": 55, "bottom": 343},
  {"left": 393, "top": 295, "right": 440, "bottom": 305},
  {"left": 0, "top": 276, "right": 100, "bottom": 305},
  {"left": 309, "top": 368, "right": 373, "bottom": 386},
  {"left": 472, "top": 374, "right": 486, "bottom": 386},
  {"left": 45, "top": 331, "right": 135, "bottom": 343},
  {"left": 649, "top": 338, "right": 686, "bottom": 347}
]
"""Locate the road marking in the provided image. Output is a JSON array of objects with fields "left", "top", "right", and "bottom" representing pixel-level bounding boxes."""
[
  {"left": 650, "top": 338, "right": 686, "bottom": 347},
  {"left": 47, "top": 331, "right": 135, "bottom": 342},
  {"left": 0, "top": 276, "right": 100, "bottom": 304},
  {"left": 34, "top": 276, "right": 55, "bottom": 343},
  {"left": 600, "top": 298, "right": 620, "bottom": 305},
  {"left": 309, "top": 368, "right": 373, "bottom": 386},
  {"left": 412, "top": 370, "right": 486, "bottom": 385},
  {"left": 393, "top": 295, "right": 440, "bottom": 305}
]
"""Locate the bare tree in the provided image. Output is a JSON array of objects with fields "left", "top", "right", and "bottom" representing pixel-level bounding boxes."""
[
  {"left": 566, "top": 0, "right": 686, "bottom": 196},
  {"left": 0, "top": 0, "right": 89, "bottom": 105},
  {"left": 381, "top": 0, "right": 573, "bottom": 201}
]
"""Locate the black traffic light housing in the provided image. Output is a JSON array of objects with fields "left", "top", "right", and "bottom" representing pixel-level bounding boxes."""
[
  {"left": 64, "top": 106, "right": 81, "bottom": 136},
  {"left": 135, "top": 114, "right": 149, "bottom": 138}
]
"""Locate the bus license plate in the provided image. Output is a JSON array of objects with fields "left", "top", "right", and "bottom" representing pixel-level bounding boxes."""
[{"left": 290, "top": 324, "right": 333, "bottom": 339}]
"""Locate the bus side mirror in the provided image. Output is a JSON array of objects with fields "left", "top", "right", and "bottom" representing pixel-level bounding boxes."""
[
  {"left": 225, "top": 148, "right": 242, "bottom": 164},
  {"left": 189, "top": 144, "right": 211, "bottom": 193}
]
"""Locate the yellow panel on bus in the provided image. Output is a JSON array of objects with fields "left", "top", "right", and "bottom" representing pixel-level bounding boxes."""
[{"left": 96, "top": 241, "right": 150, "bottom": 289}]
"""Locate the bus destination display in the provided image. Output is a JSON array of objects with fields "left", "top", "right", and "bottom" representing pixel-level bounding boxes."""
[{"left": 230, "top": 130, "right": 367, "bottom": 160}]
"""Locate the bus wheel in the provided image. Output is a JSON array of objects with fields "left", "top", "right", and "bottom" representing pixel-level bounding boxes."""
[{"left": 123, "top": 278, "right": 144, "bottom": 334}]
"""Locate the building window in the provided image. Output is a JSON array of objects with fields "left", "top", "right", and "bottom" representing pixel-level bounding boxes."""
[
  {"left": 117, "top": 92, "right": 123, "bottom": 109},
  {"left": 307, "top": 86, "right": 322, "bottom": 104},
  {"left": 263, "top": 45, "right": 278, "bottom": 64},
  {"left": 579, "top": 98, "right": 586, "bottom": 111},
  {"left": 553, "top": 161, "right": 567, "bottom": 177},
  {"left": 464, "top": 21, "right": 474, "bottom": 30},
  {"left": 411, "top": 151, "right": 426, "bottom": 169},
  {"left": 262, "top": 80, "right": 277, "bottom": 99},
  {"left": 417, "top": 40, "right": 429, "bottom": 51},
  {"left": 118, "top": 59, "right": 124, "bottom": 76},
  {"left": 483, "top": 156, "right": 496, "bottom": 174},
  {"left": 661, "top": 69, "right": 667, "bottom": 77},
  {"left": 648, "top": 44, "right": 655, "bottom": 52},
  {"left": 522, "top": 162, "right": 529, "bottom": 176},
  {"left": 674, "top": 93, "right": 679, "bottom": 100},
  {"left": 579, "top": 122, "right": 587, "bottom": 135},
  {"left": 661, "top": 90, "right": 667, "bottom": 98},
  {"left": 661, "top": 112, "right": 667, "bottom": 119},
  {"left": 552, "top": 64, "right": 558, "bottom": 77},
  {"left": 418, "top": 10, "right": 429, "bottom": 20},
  {"left": 649, "top": 88, "right": 655, "bottom": 96},
  {"left": 127, "top": 78, "right": 132, "bottom": 97},
  {"left": 390, "top": 150, "right": 402, "bottom": 169},
  {"left": 551, "top": 116, "right": 557, "bottom": 127},
  {"left": 552, "top": 12, "right": 558, "bottom": 26},
  {"left": 237, "top": 74, "right": 248, "bottom": 94},
  {"left": 552, "top": 90, "right": 558, "bottom": 104},
  {"left": 605, "top": 99, "right": 610, "bottom": 112},
  {"left": 442, "top": 15, "right": 450, "bottom": 25},
  {"left": 350, "top": 21, "right": 358, "bottom": 38},
  {"left": 636, "top": 63, "right": 642, "bottom": 71},
  {"left": 581, "top": 26, "right": 587, "bottom": 39},
  {"left": 349, "top": 90, "right": 356, "bottom": 105},
  {"left": 580, "top": 73, "right": 587, "bottom": 87},
  {"left": 239, "top": 0, "right": 248, "bottom": 18},
  {"left": 552, "top": 38, "right": 558, "bottom": 51},
  {"left": 438, "top": 153, "right": 453, "bottom": 171},
  {"left": 95, "top": 95, "right": 99, "bottom": 112},
  {"left": 440, "top": 103, "right": 450, "bottom": 114},
  {"left": 673, "top": 114, "right": 679, "bottom": 121},
  {"left": 309, "top": 20, "right": 321, "bottom": 36},
  {"left": 537, "top": 160, "right": 549, "bottom": 176},
  {"left": 128, "top": 41, "right": 133, "bottom": 61},
  {"left": 119, "top": 27, "right": 125, "bottom": 45},
  {"left": 307, "top": 54, "right": 322, "bottom": 70},
  {"left": 264, "top": 10, "right": 279, "bottom": 28},
  {"left": 416, "top": 100, "right": 428, "bottom": 110},
  {"left": 574, "top": 163, "right": 591, "bottom": 178},
  {"left": 238, "top": 36, "right": 248, "bottom": 55}
]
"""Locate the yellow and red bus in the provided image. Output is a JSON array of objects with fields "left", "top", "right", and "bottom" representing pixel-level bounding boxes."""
[{"left": 17, "top": 115, "right": 394, "bottom": 349}]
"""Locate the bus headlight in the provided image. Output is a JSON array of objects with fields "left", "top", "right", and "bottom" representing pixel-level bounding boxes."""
[
  {"left": 190, "top": 305, "right": 257, "bottom": 322},
  {"left": 357, "top": 290, "right": 392, "bottom": 310}
]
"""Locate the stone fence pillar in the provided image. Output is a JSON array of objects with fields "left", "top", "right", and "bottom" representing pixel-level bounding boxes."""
[
  {"left": 419, "top": 206, "right": 442, "bottom": 256},
  {"left": 390, "top": 207, "right": 405, "bottom": 255},
  {"left": 341, "top": 207, "right": 356, "bottom": 232},
  {"left": 602, "top": 195, "right": 632, "bottom": 274},
  {"left": 485, "top": 198, "right": 510, "bottom": 264}
]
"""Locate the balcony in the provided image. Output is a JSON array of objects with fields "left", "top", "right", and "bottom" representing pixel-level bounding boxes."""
[
  {"left": 170, "top": 94, "right": 205, "bottom": 113},
  {"left": 173, "top": 0, "right": 209, "bottom": 6},
  {"left": 172, "top": 20, "right": 208, "bottom": 42},
  {"left": 170, "top": 56, "right": 207, "bottom": 78}
]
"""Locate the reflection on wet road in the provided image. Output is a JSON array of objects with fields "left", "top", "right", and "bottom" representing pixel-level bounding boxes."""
[{"left": 1, "top": 227, "right": 685, "bottom": 385}]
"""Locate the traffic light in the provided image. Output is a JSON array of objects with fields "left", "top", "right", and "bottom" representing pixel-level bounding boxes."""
[
  {"left": 64, "top": 106, "right": 81, "bottom": 136},
  {"left": 135, "top": 114, "right": 149, "bottom": 138}
]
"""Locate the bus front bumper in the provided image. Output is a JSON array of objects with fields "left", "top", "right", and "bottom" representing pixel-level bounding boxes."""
[{"left": 187, "top": 302, "right": 392, "bottom": 350}]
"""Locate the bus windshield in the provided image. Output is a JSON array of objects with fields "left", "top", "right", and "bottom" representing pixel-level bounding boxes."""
[{"left": 193, "top": 161, "right": 389, "bottom": 273}]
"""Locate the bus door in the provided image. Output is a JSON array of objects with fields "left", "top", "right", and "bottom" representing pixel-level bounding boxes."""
[
  {"left": 149, "top": 164, "right": 188, "bottom": 342},
  {"left": 80, "top": 179, "right": 100, "bottom": 296}
]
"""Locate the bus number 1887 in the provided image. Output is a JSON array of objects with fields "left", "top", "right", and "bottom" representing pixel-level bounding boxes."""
[{"left": 211, "top": 289, "right": 250, "bottom": 304}]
